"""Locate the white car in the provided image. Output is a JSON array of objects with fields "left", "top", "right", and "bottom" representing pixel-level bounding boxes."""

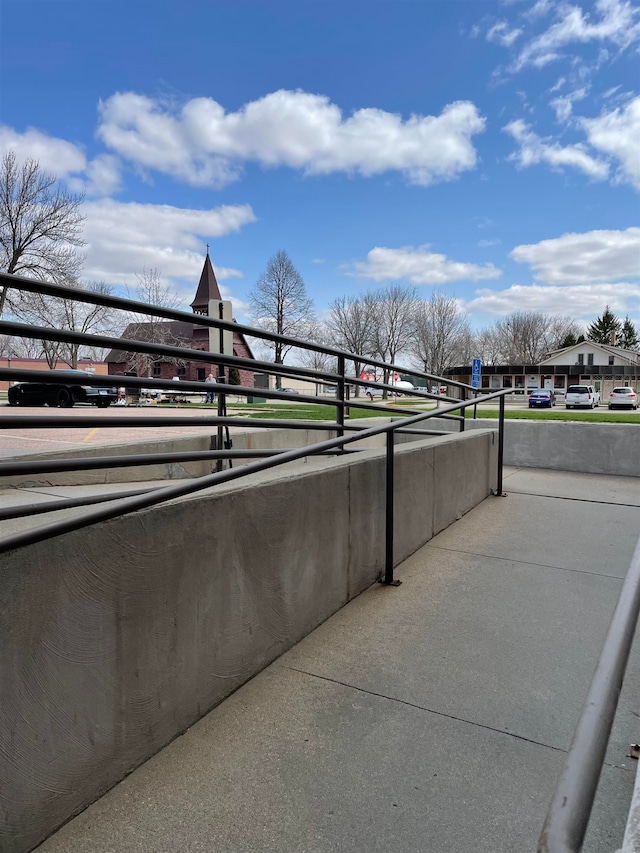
[
  {"left": 565, "top": 385, "right": 600, "bottom": 409},
  {"left": 608, "top": 387, "right": 638, "bottom": 410}
]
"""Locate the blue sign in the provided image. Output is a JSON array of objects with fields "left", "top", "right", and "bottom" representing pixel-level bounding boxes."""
[{"left": 471, "top": 358, "right": 481, "bottom": 389}]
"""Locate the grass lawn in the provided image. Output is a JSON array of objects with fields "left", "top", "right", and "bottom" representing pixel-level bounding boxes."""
[
  {"left": 237, "top": 404, "right": 380, "bottom": 420},
  {"left": 171, "top": 400, "right": 638, "bottom": 425},
  {"left": 467, "top": 408, "right": 639, "bottom": 424}
]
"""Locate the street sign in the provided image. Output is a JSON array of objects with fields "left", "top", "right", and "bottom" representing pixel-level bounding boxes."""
[{"left": 472, "top": 358, "right": 481, "bottom": 389}]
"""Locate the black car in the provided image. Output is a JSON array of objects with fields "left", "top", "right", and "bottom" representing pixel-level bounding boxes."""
[{"left": 7, "top": 370, "right": 118, "bottom": 408}]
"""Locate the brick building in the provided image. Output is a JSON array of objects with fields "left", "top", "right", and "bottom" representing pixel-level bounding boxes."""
[{"left": 106, "top": 253, "right": 255, "bottom": 386}]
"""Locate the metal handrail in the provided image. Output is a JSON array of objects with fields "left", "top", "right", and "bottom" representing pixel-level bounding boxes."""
[
  {"left": 0, "top": 270, "right": 477, "bottom": 393},
  {"left": 0, "top": 390, "right": 508, "bottom": 562},
  {"left": 0, "top": 270, "right": 505, "bottom": 583},
  {"left": 538, "top": 534, "right": 640, "bottom": 852}
]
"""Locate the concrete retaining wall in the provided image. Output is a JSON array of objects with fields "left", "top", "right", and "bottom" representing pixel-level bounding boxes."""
[
  {"left": 458, "top": 419, "right": 640, "bottom": 477},
  {"left": 0, "top": 427, "right": 345, "bottom": 488},
  {"left": 0, "top": 429, "right": 496, "bottom": 853}
]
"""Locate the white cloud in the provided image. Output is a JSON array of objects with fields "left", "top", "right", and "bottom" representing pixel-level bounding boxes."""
[
  {"left": 348, "top": 245, "right": 502, "bottom": 285},
  {"left": 548, "top": 76, "right": 568, "bottom": 93},
  {"left": 513, "top": 0, "right": 640, "bottom": 71},
  {"left": 81, "top": 154, "right": 122, "bottom": 197},
  {"left": 81, "top": 199, "right": 255, "bottom": 301},
  {"left": 524, "top": 0, "right": 555, "bottom": 20},
  {"left": 487, "top": 21, "right": 524, "bottom": 46},
  {"left": 510, "top": 227, "right": 640, "bottom": 284},
  {"left": 581, "top": 95, "right": 640, "bottom": 188},
  {"left": 478, "top": 239, "right": 501, "bottom": 247},
  {"left": 0, "top": 125, "right": 122, "bottom": 197},
  {"left": 467, "top": 282, "right": 640, "bottom": 319},
  {"left": 97, "top": 90, "right": 486, "bottom": 188},
  {"left": 0, "top": 125, "right": 86, "bottom": 177},
  {"left": 549, "top": 86, "right": 589, "bottom": 122},
  {"left": 504, "top": 118, "right": 609, "bottom": 179}
]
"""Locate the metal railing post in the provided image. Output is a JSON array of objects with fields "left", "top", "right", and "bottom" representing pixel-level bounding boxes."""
[
  {"left": 496, "top": 392, "right": 506, "bottom": 496},
  {"left": 337, "top": 355, "right": 346, "bottom": 451},
  {"left": 382, "top": 431, "right": 401, "bottom": 586},
  {"left": 215, "top": 302, "right": 228, "bottom": 472}
]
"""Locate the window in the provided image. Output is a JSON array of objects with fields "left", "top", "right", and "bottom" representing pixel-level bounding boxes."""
[
  {"left": 577, "top": 354, "right": 584, "bottom": 365},
  {"left": 196, "top": 368, "right": 205, "bottom": 381},
  {"left": 177, "top": 366, "right": 186, "bottom": 377},
  {"left": 481, "top": 375, "right": 490, "bottom": 389},
  {"left": 502, "top": 376, "right": 512, "bottom": 388},
  {"left": 587, "top": 354, "right": 594, "bottom": 366},
  {"left": 553, "top": 376, "right": 565, "bottom": 390},
  {"left": 152, "top": 364, "right": 161, "bottom": 376},
  {"left": 609, "top": 356, "right": 615, "bottom": 365}
]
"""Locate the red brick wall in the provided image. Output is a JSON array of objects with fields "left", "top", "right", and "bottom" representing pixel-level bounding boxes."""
[{"left": 107, "top": 326, "right": 255, "bottom": 388}]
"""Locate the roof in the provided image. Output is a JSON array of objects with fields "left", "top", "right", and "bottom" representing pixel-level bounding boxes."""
[
  {"left": 540, "top": 341, "right": 640, "bottom": 366},
  {"left": 105, "top": 321, "right": 193, "bottom": 363},
  {"left": 105, "top": 254, "right": 257, "bottom": 366},
  {"left": 190, "top": 253, "right": 222, "bottom": 311}
]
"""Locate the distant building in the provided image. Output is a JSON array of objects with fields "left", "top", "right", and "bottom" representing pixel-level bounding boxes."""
[
  {"left": 106, "top": 253, "right": 256, "bottom": 386},
  {"left": 445, "top": 341, "right": 640, "bottom": 397},
  {"left": 0, "top": 359, "right": 109, "bottom": 392}
]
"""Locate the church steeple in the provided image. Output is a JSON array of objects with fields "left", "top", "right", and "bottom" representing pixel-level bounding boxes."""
[{"left": 191, "top": 250, "right": 222, "bottom": 315}]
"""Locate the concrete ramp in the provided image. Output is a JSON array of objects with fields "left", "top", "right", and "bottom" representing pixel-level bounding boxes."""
[
  {"left": 1, "top": 430, "right": 497, "bottom": 853},
  {"left": 30, "top": 467, "right": 640, "bottom": 853}
]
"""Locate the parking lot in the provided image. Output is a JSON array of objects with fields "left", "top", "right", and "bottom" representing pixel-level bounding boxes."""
[{"left": 0, "top": 404, "right": 223, "bottom": 458}]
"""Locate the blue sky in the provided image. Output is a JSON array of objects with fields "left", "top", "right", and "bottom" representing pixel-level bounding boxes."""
[{"left": 1, "top": 0, "right": 639, "bottom": 332}]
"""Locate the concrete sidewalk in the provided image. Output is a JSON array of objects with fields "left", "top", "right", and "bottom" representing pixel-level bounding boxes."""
[{"left": 33, "top": 467, "right": 640, "bottom": 853}]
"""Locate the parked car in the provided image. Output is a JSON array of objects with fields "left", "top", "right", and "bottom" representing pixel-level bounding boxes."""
[
  {"left": 607, "top": 387, "right": 638, "bottom": 410},
  {"left": 528, "top": 389, "right": 556, "bottom": 408},
  {"left": 7, "top": 370, "right": 118, "bottom": 408},
  {"left": 276, "top": 387, "right": 300, "bottom": 394},
  {"left": 565, "top": 385, "right": 600, "bottom": 409}
]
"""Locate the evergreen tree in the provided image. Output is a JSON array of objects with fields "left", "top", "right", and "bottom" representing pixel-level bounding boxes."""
[
  {"left": 587, "top": 306, "right": 622, "bottom": 345},
  {"left": 619, "top": 317, "right": 639, "bottom": 350},
  {"left": 559, "top": 332, "right": 577, "bottom": 348}
]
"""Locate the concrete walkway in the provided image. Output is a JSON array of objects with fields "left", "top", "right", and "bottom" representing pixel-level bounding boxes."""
[{"left": 33, "top": 467, "right": 640, "bottom": 853}]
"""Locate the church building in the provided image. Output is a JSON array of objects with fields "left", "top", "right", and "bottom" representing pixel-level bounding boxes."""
[{"left": 106, "top": 253, "right": 256, "bottom": 386}]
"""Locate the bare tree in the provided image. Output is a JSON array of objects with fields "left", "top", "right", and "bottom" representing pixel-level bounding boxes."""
[
  {"left": 121, "top": 267, "right": 186, "bottom": 376},
  {"left": 474, "top": 326, "right": 503, "bottom": 367},
  {"left": 0, "top": 151, "right": 85, "bottom": 315},
  {"left": 10, "top": 279, "right": 117, "bottom": 368},
  {"left": 0, "top": 334, "right": 44, "bottom": 359},
  {"left": 249, "top": 250, "right": 314, "bottom": 388},
  {"left": 326, "top": 295, "right": 377, "bottom": 395},
  {"left": 474, "top": 312, "right": 584, "bottom": 366},
  {"left": 544, "top": 316, "right": 584, "bottom": 354},
  {"left": 291, "top": 322, "right": 339, "bottom": 394},
  {"left": 370, "top": 284, "right": 420, "bottom": 396},
  {"left": 412, "top": 291, "right": 472, "bottom": 377}
]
